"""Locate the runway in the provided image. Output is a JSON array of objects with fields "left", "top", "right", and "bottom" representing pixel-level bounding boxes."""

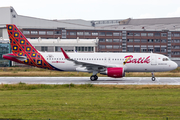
[{"left": 0, "top": 77, "right": 180, "bottom": 85}]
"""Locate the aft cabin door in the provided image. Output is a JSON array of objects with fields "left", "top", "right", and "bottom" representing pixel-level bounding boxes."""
[{"left": 151, "top": 55, "right": 157, "bottom": 65}]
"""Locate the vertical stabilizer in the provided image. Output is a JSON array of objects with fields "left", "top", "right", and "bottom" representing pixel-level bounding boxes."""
[{"left": 6, "top": 24, "right": 54, "bottom": 70}]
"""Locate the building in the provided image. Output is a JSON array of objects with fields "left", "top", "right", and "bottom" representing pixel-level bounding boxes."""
[
  {"left": 0, "top": 40, "right": 11, "bottom": 67},
  {"left": 1, "top": 6, "right": 180, "bottom": 65}
]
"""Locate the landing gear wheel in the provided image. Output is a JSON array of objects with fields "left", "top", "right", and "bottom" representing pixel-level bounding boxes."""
[
  {"left": 95, "top": 75, "right": 98, "bottom": 80},
  {"left": 152, "top": 77, "right": 156, "bottom": 81},
  {"left": 90, "top": 75, "right": 98, "bottom": 81},
  {"left": 151, "top": 72, "right": 156, "bottom": 81}
]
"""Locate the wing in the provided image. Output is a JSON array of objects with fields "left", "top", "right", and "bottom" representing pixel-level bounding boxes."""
[
  {"left": 60, "top": 48, "right": 108, "bottom": 72},
  {"left": 60, "top": 48, "right": 131, "bottom": 72}
]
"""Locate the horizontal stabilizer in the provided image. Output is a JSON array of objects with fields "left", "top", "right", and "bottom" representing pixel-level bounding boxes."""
[{"left": 3, "top": 54, "right": 27, "bottom": 61}]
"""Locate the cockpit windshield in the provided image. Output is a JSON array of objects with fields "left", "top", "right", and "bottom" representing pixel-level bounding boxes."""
[{"left": 163, "top": 58, "right": 169, "bottom": 61}]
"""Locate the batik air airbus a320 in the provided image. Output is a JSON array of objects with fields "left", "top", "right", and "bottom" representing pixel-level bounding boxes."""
[{"left": 3, "top": 24, "right": 178, "bottom": 81}]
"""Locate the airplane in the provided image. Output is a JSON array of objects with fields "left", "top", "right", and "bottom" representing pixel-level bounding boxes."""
[{"left": 3, "top": 24, "right": 178, "bottom": 81}]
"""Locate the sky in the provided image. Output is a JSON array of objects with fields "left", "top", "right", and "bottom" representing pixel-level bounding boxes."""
[{"left": 1, "top": 0, "right": 180, "bottom": 20}]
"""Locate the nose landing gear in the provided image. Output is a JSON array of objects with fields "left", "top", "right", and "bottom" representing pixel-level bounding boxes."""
[{"left": 151, "top": 72, "right": 156, "bottom": 81}]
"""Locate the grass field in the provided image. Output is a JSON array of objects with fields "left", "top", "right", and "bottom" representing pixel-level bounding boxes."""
[
  {"left": 0, "top": 67, "right": 180, "bottom": 77},
  {"left": 0, "top": 84, "right": 180, "bottom": 120},
  {"left": 0, "top": 67, "right": 180, "bottom": 119}
]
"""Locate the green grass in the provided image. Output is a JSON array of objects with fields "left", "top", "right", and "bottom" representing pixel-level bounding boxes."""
[{"left": 0, "top": 84, "right": 180, "bottom": 119}]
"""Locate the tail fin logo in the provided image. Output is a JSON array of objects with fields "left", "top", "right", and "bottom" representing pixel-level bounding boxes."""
[
  {"left": 6, "top": 24, "right": 55, "bottom": 70},
  {"left": 8, "top": 25, "right": 13, "bottom": 30},
  {"left": 14, "top": 32, "right": 19, "bottom": 37}
]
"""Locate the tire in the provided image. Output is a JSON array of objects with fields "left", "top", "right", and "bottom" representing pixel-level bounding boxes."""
[
  {"left": 152, "top": 77, "right": 156, "bottom": 81},
  {"left": 90, "top": 75, "right": 95, "bottom": 81},
  {"left": 94, "top": 75, "right": 98, "bottom": 80},
  {"left": 90, "top": 75, "right": 98, "bottom": 81}
]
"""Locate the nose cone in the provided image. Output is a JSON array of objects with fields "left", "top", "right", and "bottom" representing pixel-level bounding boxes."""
[{"left": 173, "top": 62, "right": 178, "bottom": 70}]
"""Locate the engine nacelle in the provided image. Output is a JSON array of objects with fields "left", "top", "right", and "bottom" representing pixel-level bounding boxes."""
[{"left": 100, "top": 67, "right": 125, "bottom": 78}]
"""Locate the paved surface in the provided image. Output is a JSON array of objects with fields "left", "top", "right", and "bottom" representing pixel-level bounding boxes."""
[{"left": 0, "top": 77, "right": 180, "bottom": 85}]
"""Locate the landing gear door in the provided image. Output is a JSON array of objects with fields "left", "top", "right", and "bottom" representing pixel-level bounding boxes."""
[{"left": 151, "top": 55, "right": 157, "bottom": 65}]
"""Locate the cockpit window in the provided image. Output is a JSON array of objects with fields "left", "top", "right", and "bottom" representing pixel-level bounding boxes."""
[{"left": 163, "top": 58, "right": 169, "bottom": 61}]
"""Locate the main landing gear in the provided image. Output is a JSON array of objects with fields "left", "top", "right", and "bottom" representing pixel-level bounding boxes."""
[
  {"left": 90, "top": 71, "right": 98, "bottom": 81},
  {"left": 90, "top": 75, "right": 98, "bottom": 81},
  {"left": 151, "top": 72, "right": 156, "bottom": 81}
]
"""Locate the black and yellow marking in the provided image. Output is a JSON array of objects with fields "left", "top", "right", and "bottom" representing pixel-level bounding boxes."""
[{"left": 123, "top": 57, "right": 131, "bottom": 65}]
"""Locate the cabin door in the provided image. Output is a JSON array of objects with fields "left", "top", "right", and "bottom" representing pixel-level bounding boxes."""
[{"left": 151, "top": 55, "right": 157, "bottom": 65}]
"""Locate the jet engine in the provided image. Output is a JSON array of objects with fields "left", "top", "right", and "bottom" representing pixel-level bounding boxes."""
[{"left": 100, "top": 67, "right": 125, "bottom": 78}]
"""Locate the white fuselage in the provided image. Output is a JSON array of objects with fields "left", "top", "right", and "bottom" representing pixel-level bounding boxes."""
[{"left": 40, "top": 52, "right": 178, "bottom": 72}]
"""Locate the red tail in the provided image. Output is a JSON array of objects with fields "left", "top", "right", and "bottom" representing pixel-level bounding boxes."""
[
  {"left": 4, "top": 24, "right": 54, "bottom": 70},
  {"left": 7, "top": 24, "right": 37, "bottom": 56}
]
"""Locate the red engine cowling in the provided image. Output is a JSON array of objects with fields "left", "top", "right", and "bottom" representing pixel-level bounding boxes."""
[{"left": 107, "top": 67, "right": 125, "bottom": 78}]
